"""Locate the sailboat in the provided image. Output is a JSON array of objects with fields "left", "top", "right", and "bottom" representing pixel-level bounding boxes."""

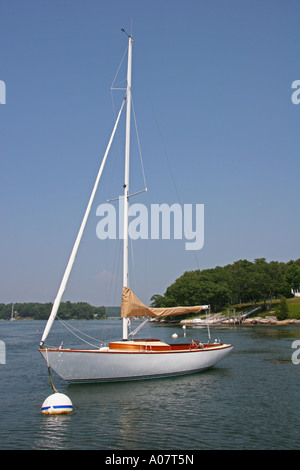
[
  {"left": 39, "top": 33, "right": 233, "bottom": 383},
  {"left": 10, "top": 303, "right": 16, "bottom": 321}
]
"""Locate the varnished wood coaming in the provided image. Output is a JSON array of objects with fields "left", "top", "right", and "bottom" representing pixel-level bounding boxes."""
[{"left": 40, "top": 338, "right": 231, "bottom": 354}]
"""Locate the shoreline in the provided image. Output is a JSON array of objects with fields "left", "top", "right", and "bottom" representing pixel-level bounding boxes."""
[
  {"left": 2, "top": 317, "right": 300, "bottom": 326},
  {"left": 236, "top": 316, "right": 300, "bottom": 326},
  {"left": 181, "top": 316, "right": 300, "bottom": 327}
]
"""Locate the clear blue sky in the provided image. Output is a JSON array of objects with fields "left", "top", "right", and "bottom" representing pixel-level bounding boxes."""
[{"left": 1, "top": 0, "right": 299, "bottom": 306}]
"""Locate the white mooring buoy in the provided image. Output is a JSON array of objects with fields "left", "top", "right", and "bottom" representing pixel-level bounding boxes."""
[{"left": 41, "top": 392, "right": 73, "bottom": 415}]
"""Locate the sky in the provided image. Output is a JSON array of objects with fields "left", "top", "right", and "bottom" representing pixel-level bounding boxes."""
[{"left": 1, "top": 0, "right": 299, "bottom": 307}]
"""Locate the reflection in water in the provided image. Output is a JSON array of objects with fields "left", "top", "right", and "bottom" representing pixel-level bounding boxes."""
[
  {"left": 34, "top": 414, "right": 73, "bottom": 450},
  {"left": 1, "top": 321, "right": 300, "bottom": 449},
  {"left": 60, "top": 368, "right": 233, "bottom": 449}
]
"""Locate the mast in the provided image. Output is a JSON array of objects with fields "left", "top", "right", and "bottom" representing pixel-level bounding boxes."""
[{"left": 122, "top": 34, "right": 133, "bottom": 340}]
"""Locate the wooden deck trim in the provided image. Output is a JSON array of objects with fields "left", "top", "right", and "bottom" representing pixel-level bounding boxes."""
[{"left": 40, "top": 340, "right": 230, "bottom": 355}]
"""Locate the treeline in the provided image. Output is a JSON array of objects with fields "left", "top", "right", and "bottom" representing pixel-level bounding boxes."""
[
  {"left": 151, "top": 258, "right": 300, "bottom": 312},
  {"left": 0, "top": 301, "right": 106, "bottom": 321}
]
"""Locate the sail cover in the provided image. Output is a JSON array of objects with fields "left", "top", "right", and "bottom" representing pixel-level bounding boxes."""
[{"left": 121, "top": 287, "right": 209, "bottom": 318}]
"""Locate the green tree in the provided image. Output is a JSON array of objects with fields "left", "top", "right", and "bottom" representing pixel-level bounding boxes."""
[
  {"left": 277, "top": 296, "right": 289, "bottom": 320},
  {"left": 150, "top": 257, "right": 300, "bottom": 314},
  {"left": 150, "top": 294, "right": 169, "bottom": 308},
  {"left": 285, "top": 262, "right": 300, "bottom": 296},
  {"left": 228, "top": 259, "right": 254, "bottom": 304},
  {"left": 153, "top": 268, "right": 231, "bottom": 312}
]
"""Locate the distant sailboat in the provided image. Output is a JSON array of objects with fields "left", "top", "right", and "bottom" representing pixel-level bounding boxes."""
[
  {"left": 39, "top": 33, "right": 233, "bottom": 383},
  {"left": 10, "top": 303, "right": 16, "bottom": 322}
]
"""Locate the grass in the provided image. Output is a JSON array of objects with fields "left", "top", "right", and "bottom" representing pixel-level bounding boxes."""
[
  {"left": 224, "top": 297, "right": 300, "bottom": 319},
  {"left": 280, "top": 297, "right": 300, "bottom": 319}
]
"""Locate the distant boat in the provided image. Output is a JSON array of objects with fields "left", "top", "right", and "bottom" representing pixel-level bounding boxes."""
[
  {"left": 184, "top": 312, "right": 224, "bottom": 327},
  {"left": 10, "top": 303, "right": 16, "bottom": 322},
  {"left": 39, "top": 32, "right": 233, "bottom": 383}
]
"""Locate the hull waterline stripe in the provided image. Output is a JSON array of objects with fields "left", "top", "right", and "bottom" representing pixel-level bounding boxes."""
[{"left": 41, "top": 405, "right": 73, "bottom": 410}]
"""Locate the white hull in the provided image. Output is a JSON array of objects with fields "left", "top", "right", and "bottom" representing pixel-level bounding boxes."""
[{"left": 40, "top": 342, "right": 233, "bottom": 383}]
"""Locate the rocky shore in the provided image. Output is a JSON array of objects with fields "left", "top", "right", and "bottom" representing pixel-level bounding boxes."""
[
  {"left": 238, "top": 316, "right": 300, "bottom": 326},
  {"left": 182, "top": 315, "right": 300, "bottom": 326}
]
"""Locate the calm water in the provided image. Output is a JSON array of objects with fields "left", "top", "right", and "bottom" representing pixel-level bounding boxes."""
[{"left": 0, "top": 320, "right": 299, "bottom": 450}]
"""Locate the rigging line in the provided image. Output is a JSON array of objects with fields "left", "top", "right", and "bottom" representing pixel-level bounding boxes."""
[
  {"left": 129, "top": 235, "right": 136, "bottom": 292},
  {"left": 128, "top": 318, "right": 149, "bottom": 338},
  {"left": 147, "top": 90, "right": 201, "bottom": 271},
  {"left": 112, "top": 241, "right": 122, "bottom": 306},
  {"left": 108, "top": 94, "right": 148, "bottom": 203},
  {"left": 45, "top": 348, "right": 58, "bottom": 393},
  {"left": 148, "top": 93, "right": 181, "bottom": 202},
  {"left": 111, "top": 45, "right": 128, "bottom": 91},
  {"left": 110, "top": 94, "right": 127, "bottom": 204},
  {"left": 110, "top": 89, "right": 126, "bottom": 159},
  {"left": 110, "top": 44, "right": 128, "bottom": 168},
  {"left": 107, "top": 237, "right": 122, "bottom": 307},
  {"left": 131, "top": 93, "right": 148, "bottom": 191},
  {"left": 57, "top": 317, "right": 100, "bottom": 342},
  {"left": 57, "top": 317, "right": 101, "bottom": 348}
]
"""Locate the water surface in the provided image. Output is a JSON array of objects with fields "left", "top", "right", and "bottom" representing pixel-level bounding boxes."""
[{"left": 0, "top": 320, "right": 299, "bottom": 450}]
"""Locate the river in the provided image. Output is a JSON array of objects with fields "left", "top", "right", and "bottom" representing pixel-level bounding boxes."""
[{"left": 0, "top": 320, "right": 299, "bottom": 450}]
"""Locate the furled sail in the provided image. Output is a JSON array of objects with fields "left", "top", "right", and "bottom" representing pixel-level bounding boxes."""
[{"left": 121, "top": 287, "right": 209, "bottom": 318}]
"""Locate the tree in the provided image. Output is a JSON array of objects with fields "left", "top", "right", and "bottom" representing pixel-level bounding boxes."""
[
  {"left": 0, "top": 301, "right": 105, "bottom": 320},
  {"left": 285, "top": 262, "right": 300, "bottom": 296},
  {"left": 228, "top": 259, "right": 255, "bottom": 304},
  {"left": 150, "top": 257, "right": 300, "bottom": 314},
  {"left": 150, "top": 294, "right": 169, "bottom": 308},
  {"left": 153, "top": 268, "right": 231, "bottom": 311},
  {"left": 277, "top": 296, "right": 289, "bottom": 320}
]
